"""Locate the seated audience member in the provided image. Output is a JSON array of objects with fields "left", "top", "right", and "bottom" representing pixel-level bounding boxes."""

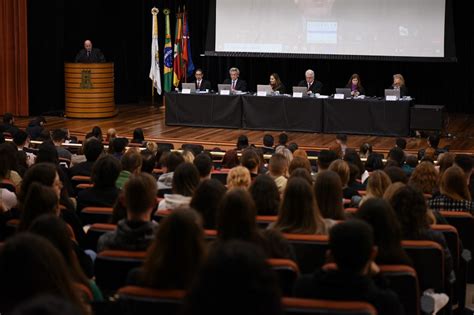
[
  {"left": 131, "top": 128, "right": 145, "bottom": 144},
  {"left": 408, "top": 162, "right": 439, "bottom": 195},
  {"left": 13, "top": 130, "right": 35, "bottom": 170},
  {"left": 345, "top": 73, "right": 365, "bottom": 96},
  {"left": 383, "top": 166, "right": 408, "bottom": 184},
  {"left": 269, "top": 73, "right": 285, "bottom": 94},
  {"left": 287, "top": 142, "right": 299, "bottom": 153},
  {"left": 249, "top": 174, "right": 280, "bottom": 216},
  {"left": 105, "top": 128, "right": 117, "bottom": 143},
  {"left": 329, "top": 134, "right": 347, "bottom": 158},
  {"left": 365, "top": 152, "right": 385, "bottom": 172},
  {"left": 289, "top": 156, "right": 312, "bottom": 175},
  {"left": 98, "top": 173, "right": 158, "bottom": 252},
  {"left": 157, "top": 151, "right": 185, "bottom": 190},
  {"left": 241, "top": 148, "right": 260, "bottom": 179},
  {"left": 192, "top": 68, "right": 212, "bottom": 91},
  {"left": 403, "top": 155, "right": 419, "bottom": 175},
  {"left": 429, "top": 166, "right": 474, "bottom": 213},
  {"left": 438, "top": 152, "right": 456, "bottom": 176},
  {"left": 76, "top": 155, "right": 121, "bottom": 211},
  {"left": 317, "top": 149, "right": 338, "bottom": 172},
  {"left": 294, "top": 220, "right": 404, "bottom": 315},
  {"left": 359, "top": 170, "right": 392, "bottom": 206},
  {"left": 344, "top": 149, "right": 369, "bottom": 184},
  {"left": 226, "top": 166, "right": 252, "bottom": 190},
  {"left": 359, "top": 143, "right": 372, "bottom": 159},
  {"left": 390, "top": 73, "right": 408, "bottom": 97},
  {"left": 182, "top": 150, "right": 195, "bottom": 164},
  {"left": 8, "top": 295, "right": 84, "bottom": 315},
  {"left": 236, "top": 135, "right": 250, "bottom": 151},
  {"left": 89, "top": 126, "right": 102, "bottom": 141},
  {"left": 454, "top": 154, "right": 474, "bottom": 198},
  {"left": 268, "top": 153, "right": 289, "bottom": 194},
  {"left": 418, "top": 134, "right": 447, "bottom": 161},
  {"left": 221, "top": 149, "right": 240, "bottom": 169},
  {"left": 261, "top": 134, "right": 275, "bottom": 154},
  {"left": 0, "top": 142, "right": 22, "bottom": 189},
  {"left": 17, "top": 183, "right": 59, "bottom": 232},
  {"left": 26, "top": 116, "right": 47, "bottom": 140},
  {"left": 347, "top": 163, "right": 365, "bottom": 195},
  {"left": 116, "top": 148, "right": 143, "bottom": 189},
  {"left": 145, "top": 141, "right": 158, "bottom": 155},
  {"left": 68, "top": 137, "right": 103, "bottom": 178},
  {"left": 293, "top": 148, "right": 308, "bottom": 159},
  {"left": 109, "top": 137, "right": 128, "bottom": 159},
  {"left": 298, "top": 69, "right": 323, "bottom": 95},
  {"left": 387, "top": 146, "right": 406, "bottom": 168},
  {"left": 158, "top": 163, "right": 200, "bottom": 211},
  {"left": 271, "top": 177, "right": 334, "bottom": 234},
  {"left": 396, "top": 137, "right": 407, "bottom": 153},
  {"left": 127, "top": 208, "right": 206, "bottom": 289},
  {"left": 0, "top": 184, "right": 17, "bottom": 212},
  {"left": 314, "top": 170, "right": 345, "bottom": 220},
  {"left": 289, "top": 168, "right": 314, "bottom": 186},
  {"left": 28, "top": 215, "right": 102, "bottom": 301},
  {"left": 190, "top": 179, "right": 226, "bottom": 229},
  {"left": 329, "top": 160, "right": 360, "bottom": 200},
  {"left": 193, "top": 152, "right": 213, "bottom": 180},
  {"left": 51, "top": 129, "right": 72, "bottom": 161},
  {"left": 0, "top": 234, "right": 88, "bottom": 314},
  {"left": 355, "top": 198, "right": 412, "bottom": 265},
  {"left": 181, "top": 241, "right": 282, "bottom": 315},
  {"left": 0, "top": 112, "right": 19, "bottom": 136},
  {"left": 388, "top": 185, "right": 454, "bottom": 282},
  {"left": 275, "top": 146, "right": 293, "bottom": 165},
  {"left": 277, "top": 132, "right": 288, "bottom": 148},
  {"left": 140, "top": 149, "right": 157, "bottom": 175},
  {"left": 223, "top": 67, "right": 248, "bottom": 92}
]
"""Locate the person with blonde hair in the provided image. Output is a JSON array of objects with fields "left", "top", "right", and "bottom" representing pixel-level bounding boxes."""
[
  {"left": 226, "top": 166, "right": 251, "bottom": 190},
  {"left": 106, "top": 128, "right": 117, "bottom": 142},
  {"left": 360, "top": 170, "right": 392, "bottom": 206},
  {"left": 408, "top": 162, "right": 439, "bottom": 195},
  {"left": 429, "top": 166, "right": 474, "bottom": 213},
  {"left": 182, "top": 150, "right": 195, "bottom": 164},
  {"left": 390, "top": 73, "right": 408, "bottom": 97}
]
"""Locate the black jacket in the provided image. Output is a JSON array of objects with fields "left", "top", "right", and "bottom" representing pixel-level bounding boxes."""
[
  {"left": 298, "top": 80, "right": 323, "bottom": 94},
  {"left": 223, "top": 78, "right": 248, "bottom": 92},
  {"left": 75, "top": 48, "right": 105, "bottom": 63},
  {"left": 192, "top": 79, "right": 212, "bottom": 91}
]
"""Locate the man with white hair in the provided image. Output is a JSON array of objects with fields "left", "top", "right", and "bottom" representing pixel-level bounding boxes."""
[
  {"left": 223, "top": 67, "right": 248, "bottom": 92},
  {"left": 298, "top": 69, "right": 323, "bottom": 94},
  {"left": 75, "top": 39, "right": 105, "bottom": 63}
]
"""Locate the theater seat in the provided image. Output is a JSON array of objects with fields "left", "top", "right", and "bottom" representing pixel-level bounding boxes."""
[
  {"left": 283, "top": 234, "right": 329, "bottom": 274},
  {"left": 94, "top": 250, "right": 146, "bottom": 293},
  {"left": 80, "top": 206, "right": 113, "bottom": 224},
  {"left": 85, "top": 223, "right": 116, "bottom": 251},
  {"left": 117, "top": 286, "right": 185, "bottom": 315},
  {"left": 256, "top": 215, "right": 278, "bottom": 228},
  {"left": 379, "top": 265, "right": 420, "bottom": 315},
  {"left": 282, "top": 297, "right": 377, "bottom": 315},
  {"left": 268, "top": 258, "right": 300, "bottom": 296},
  {"left": 210, "top": 170, "right": 229, "bottom": 184}
]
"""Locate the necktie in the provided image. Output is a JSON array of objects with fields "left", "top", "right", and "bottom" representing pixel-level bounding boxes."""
[
  {"left": 308, "top": 82, "right": 311, "bottom": 90},
  {"left": 197, "top": 81, "right": 201, "bottom": 89},
  {"left": 87, "top": 51, "right": 90, "bottom": 57},
  {"left": 232, "top": 81, "right": 236, "bottom": 90}
]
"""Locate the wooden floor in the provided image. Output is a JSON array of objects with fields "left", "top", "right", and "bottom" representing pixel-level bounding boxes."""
[{"left": 13, "top": 104, "right": 474, "bottom": 153}]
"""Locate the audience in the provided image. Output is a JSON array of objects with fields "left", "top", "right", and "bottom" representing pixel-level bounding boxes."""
[
  {"left": 268, "top": 153, "right": 288, "bottom": 194},
  {"left": 193, "top": 152, "right": 213, "bottom": 180},
  {"left": 116, "top": 148, "right": 143, "bottom": 189},
  {"left": 316, "top": 149, "right": 338, "bottom": 172},
  {"left": 0, "top": 142, "right": 22, "bottom": 190},
  {"left": 294, "top": 220, "right": 404, "bottom": 315},
  {"left": 314, "top": 170, "right": 345, "bottom": 220},
  {"left": 182, "top": 150, "right": 195, "bottom": 164},
  {"left": 277, "top": 132, "right": 288, "bottom": 147},
  {"left": 221, "top": 149, "right": 240, "bottom": 169},
  {"left": 13, "top": 130, "right": 35, "bottom": 171},
  {"left": 241, "top": 148, "right": 261, "bottom": 178},
  {"left": 261, "top": 134, "right": 275, "bottom": 154},
  {"left": 131, "top": 128, "right": 145, "bottom": 144},
  {"left": 190, "top": 179, "right": 226, "bottom": 229},
  {"left": 25, "top": 116, "right": 46, "bottom": 140},
  {"left": 51, "top": 129, "right": 72, "bottom": 161},
  {"left": 249, "top": 174, "right": 280, "bottom": 216},
  {"left": 360, "top": 170, "right": 392, "bottom": 205},
  {"left": 90, "top": 126, "right": 103, "bottom": 142},
  {"left": 289, "top": 167, "right": 313, "bottom": 186},
  {"left": 98, "top": 173, "right": 158, "bottom": 251},
  {"left": 105, "top": 128, "right": 117, "bottom": 143},
  {"left": 454, "top": 154, "right": 474, "bottom": 198},
  {"left": 0, "top": 112, "right": 19, "bottom": 136},
  {"left": 157, "top": 151, "right": 185, "bottom": 190},
  {"left": 68, "top": 137, "right": 103, "bottom": 178},
  {"left": 158, "top": 163, "right": 200, "bottom": 210},
  {"left": 226, "top": 166, "right": 252, "bottom": 190},
  {"left": 438, "top": 152, "right": 456, "bottom": 176},
  {"left": 418, "top": 134, "right": 447, "bottom": 160},
  {"left": 359, "top": 142, "right": 373, "bottom": 159},
  {"left": 329, "top": 159, "right": 360, "bottom": 200},
  {"left": 408, "top": 161, "right": 439, "bottom": 195},
  {"left": 109, "top": 137, "right": 128, "bottom": 159},
  {"left": 384, "top": 166, "right": 408, "bottom": 184},
  {"left": 140, "top": 149, "right": 157, "bottom": 175},
  {"left": 330, "top": 134, "right": 347, "bottom": 158},
  {"left": 288, "top": 156, "right": 312, "bottom": 175}
]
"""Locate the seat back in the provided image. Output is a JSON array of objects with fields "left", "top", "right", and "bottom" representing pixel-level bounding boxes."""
[
  {"left": 95, "top": 250, "right": 146, "bottom": 293},
  {"left": 117, "top": 286, "right": 185, "bottom": 315},
  {"left": 379, "top": 265, "right": 420, "bottom": 315},
  {"left": 256, "top": 215, "right": 278, "bottom": 229},
  {"left": 267, "top": 259, "right": 300, "bottom": 296},
  {"left": 80, "top": 206, "right": 113, "bottom": 224},
  {"left": 431, "top": 225, "right": 460, "bottom": 271},
  {"left": 283, "top": 234, "right": 329, "bottom": 274},
  {"left": 402, "top": 240, "right": 444, "bottom": 292},
  {"left": 283, "top": 298, "right": 377, "bottom": 315},
  {"left": 85, "top": 223, "right": 116, "bottom": 251},
  {"left": 210, "top": 170, "right": 228, "bottom": 184}
]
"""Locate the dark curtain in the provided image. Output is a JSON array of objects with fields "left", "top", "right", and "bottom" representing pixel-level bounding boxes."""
[
  {"left": 1, "top": 0, "right": 29, "bottom": 116},
  {"left": 27, "top": 0, "right": 474, "bottom": 115}
]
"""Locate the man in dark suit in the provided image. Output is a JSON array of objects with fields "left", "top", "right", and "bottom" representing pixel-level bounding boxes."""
[
  {"left": 192, "top": 68, "right": 212, "bottom": 91},
  {"left": 0, "top": 112, "right": 19, "bottom": 136},
  {"left": 75, "top": 40, "right": 105, "bottom": 63},
  {"left": 223, "top": 67, "right": 248, "bottom": 92},
  {"left": 298, "top": 69, "right": 323, "bottom": 94}
]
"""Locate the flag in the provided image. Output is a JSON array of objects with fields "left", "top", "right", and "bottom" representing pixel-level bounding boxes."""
[
  {"left": 182, "top": 9, "right": 195, "bottom": 79},
  {"left": 173, "top": 9, "right": 184, "bottom": 87},
  {"left": 149, "top": 7, "right": 161, "bottom": 95},
  {"left": 163, "top": 8, "right": 173, "bottom": 93}
]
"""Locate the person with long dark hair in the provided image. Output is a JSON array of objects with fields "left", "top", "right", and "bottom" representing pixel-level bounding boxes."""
[
  {"left": 158, "top": 163, "right": 200, "bottom": 211},
  {"left": 269, "top": 73, "right": 285, "bottom": 94},
  {"left": 314, "top": 170, "right": 345, "bottom": 220},
  {"left": 345, "top": 73, "right": 365, "bottom": 96},
  {"left": 190, "top": 179, "right": 226, "bottom": 229},
  {"left": 249, "top": 175, "right": 280, "bottom": 216}
]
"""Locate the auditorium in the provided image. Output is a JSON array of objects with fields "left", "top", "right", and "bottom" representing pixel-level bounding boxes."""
[{"left": 1, "top": 0, "right": 474, "bottom": 314}]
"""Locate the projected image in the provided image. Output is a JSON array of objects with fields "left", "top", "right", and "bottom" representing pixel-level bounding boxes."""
[{"left": 215, "top": 0, "right": 445, "bottom": 58}]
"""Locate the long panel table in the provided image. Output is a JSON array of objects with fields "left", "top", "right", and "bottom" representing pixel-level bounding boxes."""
[{"left": 165, "top": 92, "right": 411, "bottom": 136}]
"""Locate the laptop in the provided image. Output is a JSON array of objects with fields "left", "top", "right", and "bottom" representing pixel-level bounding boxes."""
[
  {"left": 292, "top": 86, "right": 308, "bottom": 94},
  {"left": 257, "top": 84, "right": 273, "bottom": 95},
  {"left": 335, "top": 88, "right": 352, "bottom": 98},
  {"left": 218, "top": 84, "right": 232, "bottom": 93},
  {"left": 385, "top": 89, "right": 400, "bottom": 100},
  {"left": 181, "top": 83, "right": 196, "bottom": 93}
]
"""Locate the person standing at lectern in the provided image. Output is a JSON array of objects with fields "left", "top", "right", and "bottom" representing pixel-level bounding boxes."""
[
  {"left": 192, "top": 69, "right": 212, "bottom": 91},
  {"left": 298, "top": 69, "right": 323, "bottom": 95},
  {"left": 75, "top": 40, "right": 105, "bottom": 63},
  {"left": 223, "top": 67, "right": 247, "bottom": 92}
]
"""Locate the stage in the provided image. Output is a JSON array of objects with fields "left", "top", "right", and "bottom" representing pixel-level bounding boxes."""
[{"left": 13, "top": 104, "right": 474, "bottom": 155}]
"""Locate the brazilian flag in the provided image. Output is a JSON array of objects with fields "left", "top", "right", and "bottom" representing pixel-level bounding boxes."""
[{"left": 163, "top": 9, "right": 173, "bottom": 93}]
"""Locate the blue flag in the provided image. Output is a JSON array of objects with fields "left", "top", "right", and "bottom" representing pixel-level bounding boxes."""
[{"left": 183, "top": 11, "right": 195, "bottom": 76}]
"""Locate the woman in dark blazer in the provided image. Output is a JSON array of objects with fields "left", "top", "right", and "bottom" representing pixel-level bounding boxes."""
[
  {"left": 390, "top": 73, "right": 408, "bottom": 97},
  {"left": 269, "top": 73, "right": 286, "bottom": 94},
  {"left": 345, "top": 73, "right": 365, "bottom": 96}
]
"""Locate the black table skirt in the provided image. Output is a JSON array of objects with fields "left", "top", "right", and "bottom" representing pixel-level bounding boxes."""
[
  {"left": 165, "top": 93, "right": 241, "bottom": 128},
  {"left": 242, "top": 95, "right": 323, "bottom": 132}
]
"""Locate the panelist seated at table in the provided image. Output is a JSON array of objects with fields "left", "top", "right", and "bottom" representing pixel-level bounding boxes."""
[
  {"left": 223, "top": 67, "right": 248, "bottom": 92},
  {"left": 74, "top": 39, "right": 105, "bottom": 63},
  {"left": 390, "top": 73, "right": 408, "bottom": 97},
  {"left": 298, "top": 69, "right": 323, "bottom": 95},
  {"left": 345, "top": 73, "right": 365, "bottom": 96},
  {"left": 191, "top": 68, "right": 212, "bottom": 91},
  {"left": 269, "top": 73, "right": 286, "bottom": 94}
]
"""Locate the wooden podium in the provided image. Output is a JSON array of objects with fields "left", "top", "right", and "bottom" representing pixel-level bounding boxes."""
[{"left": 64, "top": 63, "right": 117, "bottom": 118}]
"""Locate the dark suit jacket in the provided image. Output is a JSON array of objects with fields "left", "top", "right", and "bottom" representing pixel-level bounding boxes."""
[
  {"left": 75, "top": 48, "right": 105, "bottom": 63},
  {"left": 192, "top": 79, "right": 212, "bottom": 91},
  {"left": 273, "top": 84, "right": 286, "bottom": 94},
  {"left": 223, "top": 78, "right": 248, "bottom": 92},
  {"left": 298, "top": 80, "right": 323, "bottom": 94},
  {"left": 390, "top": 85, "right": 408, "bottom": 97}
]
